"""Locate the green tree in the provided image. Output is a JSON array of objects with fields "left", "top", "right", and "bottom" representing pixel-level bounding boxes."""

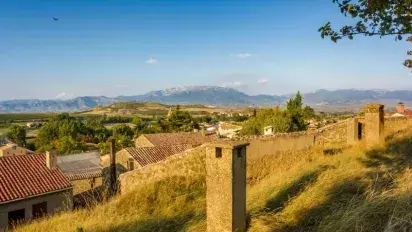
[
  {"left": 132, "top": 116, "right": 144, "bottom": 128},
  {"left": 112, "top": 124, "right": 134, "bottom": 139},
  {"left": 52, "top": 136, "right": 86, "bottom": 155},
  {"left": 7, "top": 125, "right": 26, "bottom": 146},
  {"left": 115, "top": 134, "right": 135, "bottom": 151},
  {"left": 264, "top": 109, "right": 291, "bottom": 133},
  {"left": 286, "top": 92, "right": 307, "bottom": 132},
  {"left": 166, "top": 105, "right": 197, "bottom": 132},
  {"left": 97, "top": 141, "right": 109, "bottom": 154},
  {"left": 319, "top": 0, "right": 412, "bottom": 69},
  {"left": 240, "top": 108, "right": 291, "bottom": 135},
  {"left": 303, "top": 106, "right": 316, "bottom": 119}
]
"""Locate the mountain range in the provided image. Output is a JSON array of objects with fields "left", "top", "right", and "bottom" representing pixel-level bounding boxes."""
[{"left": 1, "top": 86, "right": 411, "bottom": 113}]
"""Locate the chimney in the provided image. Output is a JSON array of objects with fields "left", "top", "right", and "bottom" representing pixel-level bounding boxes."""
[
  {"left": 46, "top": 151, "right": 57, "bottom": 169},
  {"left": 396, "top": 102, "right": 405, "bottom": 113},
  {"left": 109, "top": 138, "right": 118, "bottom": 196}
]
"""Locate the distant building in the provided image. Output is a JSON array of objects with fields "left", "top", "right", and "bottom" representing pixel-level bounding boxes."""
[
  {"left": 26, "top": 122, "right": 42, "bottom": 128},
  {"left": 263, "top": 126, "right": 274, "bottom": 135},
  {"left": 116, "top": 144, "right": 192, "bottom": 171},
  {"left": 218, "top": 122, "right": 242, "bottom": 138},
  {"left": 0, "top": 153, "right": 73, "bottom": 230},
  {"left": 391, "top": 102, "right": 412, "bottom": 117},
  {"left": 0, "top": 143, "right": 29, "bottom": 157},
  {"left": 135, "top": 132, "right": 217, "bottom": 148}
]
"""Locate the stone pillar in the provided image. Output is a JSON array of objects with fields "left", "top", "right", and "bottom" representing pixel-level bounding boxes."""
[
  {"left": 364, "top": 103, "right": 384, "bottom": 147},
  {"left": 204, "top": 141, "right": 249, "bottom": 232},
  {"left": 347, "top": 118, "right": 359, "bottom": 144}
]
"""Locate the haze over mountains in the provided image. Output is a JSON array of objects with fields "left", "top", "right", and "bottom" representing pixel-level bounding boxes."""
[{"left": 1, "top": 86, "right": 411, "bottom": 113}]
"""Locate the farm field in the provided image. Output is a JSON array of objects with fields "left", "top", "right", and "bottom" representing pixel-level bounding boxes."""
[{"left": 0, "top": 113, "right": 55, "bottom": 122}]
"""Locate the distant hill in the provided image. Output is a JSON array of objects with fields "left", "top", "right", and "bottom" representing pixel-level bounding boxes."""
[{"left": 1, "top": 86, "right": 412, "bottom": 113}]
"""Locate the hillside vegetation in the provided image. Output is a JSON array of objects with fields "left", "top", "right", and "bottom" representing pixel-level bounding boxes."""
[{"left": 16, "top": 122, "right": 412, "bottom": 232}]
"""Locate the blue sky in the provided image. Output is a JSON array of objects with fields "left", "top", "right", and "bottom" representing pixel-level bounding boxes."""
[{"left": 0, "top": 0, "right": 410, "bottom": 100}]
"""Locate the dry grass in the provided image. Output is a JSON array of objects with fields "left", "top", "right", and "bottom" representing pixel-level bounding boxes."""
[{"left": 16, "top": 121, "right": 412, "bottom": 232}]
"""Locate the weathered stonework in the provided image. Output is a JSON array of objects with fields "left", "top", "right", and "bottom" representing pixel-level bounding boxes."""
[
  {"left": 204, "top": 141, "right": 248, "bottom": 232},
  {"left": 347, "top": 118, "right": 360, "bottom": 144},
  {"left": 119, "top": 147, "right": 206, "bottom": 194},
  {"left": 364, "top": 103, "right": 384, "bottom": 147},
  {"left": 134, "top": 136, "right": 155, "bottom": 148}
]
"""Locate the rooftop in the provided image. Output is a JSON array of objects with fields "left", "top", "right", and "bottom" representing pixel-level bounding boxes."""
[
  {"left": 124, "top": 144, "right": 191, "bottom": 167},
  {"left": 0, "top": 154, "right": 72, "bottom": 203},
  {"left": 57, "top": 151, "right": 102, "bottom": 178}
]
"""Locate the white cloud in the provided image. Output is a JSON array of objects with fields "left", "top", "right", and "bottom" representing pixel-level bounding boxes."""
[
  {"left": 55, "top": 92, "right": 75, "bottom": 99},
  {"left": 56, "top": 92, "right": 67, "bottom": 99},
  {"left": 145, "top": 58, "right": 158, "bottom": 65},
  {"left": 257, "top": 78, "right": 269, "bottom": 84},
  {"left": 231, "top": 53, "right": 252, "bottom": 58}
]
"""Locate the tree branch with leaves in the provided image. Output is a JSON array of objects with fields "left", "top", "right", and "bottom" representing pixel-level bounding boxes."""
[{"left": 319, "top": 0, "right": 412, "bottom": 69}]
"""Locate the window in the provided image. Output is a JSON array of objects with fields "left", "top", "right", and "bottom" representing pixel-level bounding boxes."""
[
  {"left": 12, "top": 146, "right": 17, "bottom": 150},
  {"left": 8, "top": 208, "right": 25, "bottom": 227},
  {"left": 32, "top": 202, "right": 47, "bottom": 219},
  {"left": 127, "top": 158, "right": 135, "bottom": 171},
  {"left": 215, "top": 147, "right": 222, "bottom": 158}
]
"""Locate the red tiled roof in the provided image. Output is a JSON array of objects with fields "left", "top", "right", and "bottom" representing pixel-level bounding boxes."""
[
  {"left": 124, "top": 144, "right": 191, "bottom": 167},
  {"left": 0, "top": 154, "right": 72, "bottom": 203},
  {"left": 391, "top": 110, "right": 412, "bottom": 116},
  {"left": 143, "top": 132, "right": 217, "bottom": 147}
]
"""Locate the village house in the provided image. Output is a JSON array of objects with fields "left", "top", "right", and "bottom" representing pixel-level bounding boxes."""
[
  {"left": 217, "top": 122, "right": 242, "bottom": 138},
  {"left": 391, "top": 102, "right": 412, "bottom": 117},
  {"left": 264, "top": 126, "right": 274, "bottom": 135},
  {"left": 0, "top": 143, "right": 30, "bottom": 157},
  {"left": 135, "top": 132, "right": 216, "bottom": 148},
  {"left": 116, "top": 144, "right": 192, "bottom": 171},
  {"left": 56, "top": 151, "right": 103, "bottom": 194},
  {"left": 26, "top": 121, "right": 42, "bottom": 128},
  {"left": 0, "top": 153, "right": 73, "bottom": 230}
]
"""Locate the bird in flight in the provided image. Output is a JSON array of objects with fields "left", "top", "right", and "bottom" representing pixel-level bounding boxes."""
[{"left": 53, "top": 17, "right": 58, "bottom": 21}]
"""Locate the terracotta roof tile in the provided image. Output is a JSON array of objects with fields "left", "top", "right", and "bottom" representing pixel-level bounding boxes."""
[
  {"left": 143, "top": 132, "right": 217, "bottom": 147},
  {"left": 124, "top": 144, "right": 191, "bottom": 167},
  {"left": 66, "top": 171, "right": 102, "bottom": 181},
  {"left": 0, "top": 154, "right": 72, "bottom": 203}
]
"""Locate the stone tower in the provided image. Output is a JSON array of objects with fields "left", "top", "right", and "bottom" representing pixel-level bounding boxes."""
[
  {"left": 347, "top": 117, "right": 359, "bottom": 144},
  {"left": 204, "top": 141, "right": 249, "bottom": 232},
  {"left": 364, "top": 103, "right": 384, "bottom": 147},
  {"left": 396, "top": 102, "right": 405, "bottom": 113}
]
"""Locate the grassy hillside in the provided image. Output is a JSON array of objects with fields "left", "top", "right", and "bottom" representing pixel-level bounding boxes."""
[{"left": 16, "top": 123, "right": 412, "bottom": 232}]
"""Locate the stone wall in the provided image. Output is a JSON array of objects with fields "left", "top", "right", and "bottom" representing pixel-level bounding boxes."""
[
  {"left": 231, "top": 120, "right": 348, "bottom": 160},
  {"left": 134, "top": 135, "right": 154, "bottom": 148},
  {"left": 236, "top": 132, "right": 316, "bottom": 160},
  {"left": 315, "top": 120, "right": 348, "bottom": 146},
  {"left": 119, "top": 146, "right": 206, "bottom": 194},
  {"left": 116, "top": 149, "right": 140, "bottom": 172},
  {"left": 71, "top": 177, "right": 103, "bottom": 195},
  {"left": 119, "top": 120, "right": 352, "bottom": 195}
]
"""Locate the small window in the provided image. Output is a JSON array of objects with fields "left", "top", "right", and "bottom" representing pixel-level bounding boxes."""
[
  {"left": 215, "top": 147, "right": 222, "bottom": 158},
  {"left": 8, "top": 208, "right": 25, "bottom": 227},
  {"left": 127, "top": 158, "right": 135, "bottom": 171},
  {"left": 32, "top": 202, "right": 47, "bottom": 219}
]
